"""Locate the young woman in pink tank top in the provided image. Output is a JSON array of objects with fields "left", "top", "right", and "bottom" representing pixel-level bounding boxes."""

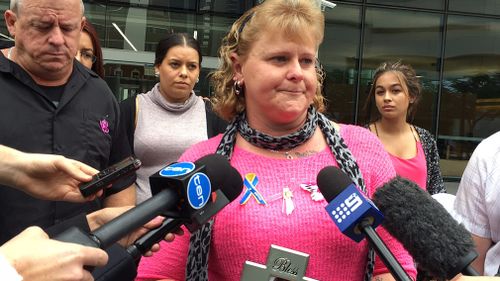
[
  {"left": 363, "top": 60, "right": 447, "bottom": 281},
  {"left": 362, "top": 61, "right": 445, "bottom": 195}
]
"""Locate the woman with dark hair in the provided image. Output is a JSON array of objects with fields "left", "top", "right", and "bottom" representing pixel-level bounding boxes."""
[
  {"left": 76, "top": 20, "right": 104, "bottom": 78},
  {"left": 118, "top": 33, "right": 226, "bottom": 204},
  {"left": 363, "top": 61, "right": 445, "bottom": 195}
]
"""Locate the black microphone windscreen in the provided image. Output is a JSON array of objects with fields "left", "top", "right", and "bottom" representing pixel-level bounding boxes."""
[
  {"left": 195, "top": 154, "right": 243, "bottom": 201},
  {"left": 372, "top": 177, "right": 475, "bottom": 279},
  {"left": 316, "top": 166, "right": 353, "bottom": 201}
]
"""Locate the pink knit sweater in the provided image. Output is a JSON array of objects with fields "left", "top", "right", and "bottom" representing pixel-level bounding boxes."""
[{"left": 136, "top": 124, "right": 417, "bottom": 281}]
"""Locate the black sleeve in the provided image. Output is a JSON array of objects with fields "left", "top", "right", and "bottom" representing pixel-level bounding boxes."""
[
  {"left": 425, "top": 133, "right": 446, "bottom": 194},
  {"left": 105, "top": 96, "right": 137, "bottom": 196},
  {"left": 204, "top": 99, "right": 228, "bottom": 138},
  {"left": 118, "top": 96, "right": 137, "bottom": 154},
  {"left": 417, "top": 127, "right": 446, "bottom": 195}
]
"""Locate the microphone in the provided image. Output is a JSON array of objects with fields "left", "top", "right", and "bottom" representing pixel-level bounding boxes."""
[
  {"left": 372, "top": 177, "right": 480, "bottom": 280},
  {"left": 55, "top": 154, "right": 243, "bottom": 254},
  {"left": 316, "top": 166, "right": 411, "bottom": 281},
  {"left": 127, "top": 153, "right": 243, "bottom": 258}
]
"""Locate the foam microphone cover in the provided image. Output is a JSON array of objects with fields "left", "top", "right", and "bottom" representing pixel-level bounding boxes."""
[
  {"left": 195, "top": 154, "right": 243, "bottom": 201},
  {"left": 316, "top": 166, "right": 353, "bottom": 201},
  {"left": 372, "top": 177, "right": 475, "bottom": 279}
]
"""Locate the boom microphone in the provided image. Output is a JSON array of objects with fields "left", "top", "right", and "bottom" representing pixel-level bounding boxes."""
[
  {"left": 372, "top": 177, "right": 479, "bottom": 280},
  {"left": 55, "top": 154, "right": 243, "bottom": 253},
  {"left": 316, "top": 166, "right": 411, "bottom": 281}
]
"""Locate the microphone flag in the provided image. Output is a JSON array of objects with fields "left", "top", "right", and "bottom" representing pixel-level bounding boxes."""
[
  {"left": 241, "top": 244, "right": 317, "bottom": 281},
  {"left": 324, "top": 183, "right": 383, "bottom": 242}
]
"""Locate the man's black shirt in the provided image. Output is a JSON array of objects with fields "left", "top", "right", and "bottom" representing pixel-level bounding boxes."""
[{"left": 0, "top": 53, "right": 134, "bottom": 243}]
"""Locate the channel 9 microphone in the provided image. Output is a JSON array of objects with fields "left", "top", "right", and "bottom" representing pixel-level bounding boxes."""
[
  {"left": 316, "top": 166, "right": 411, "bottom": 281},
  {"left": 55, "top": 154, "right": 243, "bottom": 257},
  {"left": 372, "top": 177, "right": 480, "bottom": 280}
]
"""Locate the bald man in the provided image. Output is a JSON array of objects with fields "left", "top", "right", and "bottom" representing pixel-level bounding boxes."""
[{"left": 0, "top": 0, "right": 136, "bottom": 244}]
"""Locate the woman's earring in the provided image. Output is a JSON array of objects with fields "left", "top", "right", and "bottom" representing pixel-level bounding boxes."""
[
  {"left": 196, "top": 77, "right": 199, "bottom": 83},
  {"left": 154, "top": 72, "right": 159, "bottom": 78},
  {"left": 233, "top": 80, "right": 242, "bottom": 96}
]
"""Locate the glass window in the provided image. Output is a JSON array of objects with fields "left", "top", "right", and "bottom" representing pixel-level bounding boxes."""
[
  {"left": 439, "top": 15, "right": 500, "bottom": 167},
  {"left": 104, "top": 5, "right": 139, "bottom": 50},
  {"left": 359, "top": 8, "right": 442, "bottom": 131},
  {"left": 201, "top": 0, "right": 254, "bottom": 14},
  {"left": 83, "top": 2, "right": 107, "bottom": 47},
  {"left": 106, "top": 6, "right": 198, "bottom": 52},
  {"left": 108, "top": 0, "right": 197, "bottom": 10},
  {"left": 0, "top": 1, "right": 12, "bottom": 48},
  {"left": 319, "top": 4, "right": 362, "bottom": 124},
  {"left": 196, "top": 15, "right": 239, "bottom": 57},
  {"left": 333, "top": 0, "right": 362, "bottom": 3},
  {"left": 449, "top": 0, "right": 500, "bottom": 16},
  {"left": 97, "top": 4, "right": 236, "bottom": 57},
  {"left": 143, "top": 10, "right": 197, "bottom": 52},
  {"left": 367, "top": 0, "right": 444, "bottom": 10}
]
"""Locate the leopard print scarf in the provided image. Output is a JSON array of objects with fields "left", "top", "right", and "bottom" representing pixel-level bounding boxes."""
[
  {"left": 237, "top": 107, "right": 317, "bottom": 151},
  {"left": 185, "top": 106, "right": 375, "bottom": 281}
]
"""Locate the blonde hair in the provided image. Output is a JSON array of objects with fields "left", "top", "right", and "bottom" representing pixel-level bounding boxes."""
[{"left": 209, "top": 0, "right": 326, "bottom": 121}]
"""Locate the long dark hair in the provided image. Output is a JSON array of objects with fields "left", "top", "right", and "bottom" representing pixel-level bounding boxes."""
[
  {"left": 362, "top": 61, "right": 422, "bottom": 124},
  {"left": 154, "top": 33, "right": 202, "bottom": 67},
  {"left": 82, "top": 20, "right": 104, "bottom": 78}
]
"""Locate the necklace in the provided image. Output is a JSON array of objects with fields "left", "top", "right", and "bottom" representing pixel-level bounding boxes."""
[
  {"left": 269, "top": 149, "right": 295, "bottom": 159},
  {"left": 269, "top": 149, "right": 320, "bottom": 159}
]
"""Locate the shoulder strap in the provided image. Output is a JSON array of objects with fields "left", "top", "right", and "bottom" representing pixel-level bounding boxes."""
[{"left": 118, "top": 96, "right": 137, "bottom": 154}]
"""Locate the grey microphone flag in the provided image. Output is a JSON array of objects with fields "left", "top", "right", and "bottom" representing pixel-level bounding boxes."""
[{"left": 241, "top": 244, "right": 318, "bottom": 281}]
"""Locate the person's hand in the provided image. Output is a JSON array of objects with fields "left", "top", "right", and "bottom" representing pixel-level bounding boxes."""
[
  {"left": 86, "top": 207, "right": 183, "bottom": 256},
  {"left": 0, "top": 226, "right": 108, "bottom": 281},
  {"left": 0, "top": 146, "right": 101, "bottom": 202}
]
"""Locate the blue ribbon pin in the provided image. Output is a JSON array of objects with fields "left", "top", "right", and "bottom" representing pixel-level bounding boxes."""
[{"left": 240, "top": 173, "right": 267, "bottom": 205}]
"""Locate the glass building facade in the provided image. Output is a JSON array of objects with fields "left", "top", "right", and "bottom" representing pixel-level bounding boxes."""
[{"left": 1, "top": 0, "right": 499, "bottom": 180}]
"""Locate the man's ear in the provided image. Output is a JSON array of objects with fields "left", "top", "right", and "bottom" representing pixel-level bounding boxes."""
[
  {"left": 4, "top": 10, "right": 18, "bottom": 38},
  {"left": 230, "top": 52, "right": 243, "bottom": 81}
]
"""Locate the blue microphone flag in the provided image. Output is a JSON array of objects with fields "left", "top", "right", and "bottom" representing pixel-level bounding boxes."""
[{"left": 324, "top": 183, "right": 384, "bottom": 242}]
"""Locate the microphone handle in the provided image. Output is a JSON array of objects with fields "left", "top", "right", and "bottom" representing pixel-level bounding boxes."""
[
  {"left": 92, "top": 188, "right": 179, "bottom": 249},
  {"left": 359, "top": 219, "right": 412, "bottom": 281},
  {"left": 127, "top": 217, "right": 184, "bottom": 260}
]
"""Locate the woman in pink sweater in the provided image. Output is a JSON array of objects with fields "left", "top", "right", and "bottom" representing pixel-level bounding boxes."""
[{"left": 136, "top": 0, "right": 416, "bottom": 280}]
